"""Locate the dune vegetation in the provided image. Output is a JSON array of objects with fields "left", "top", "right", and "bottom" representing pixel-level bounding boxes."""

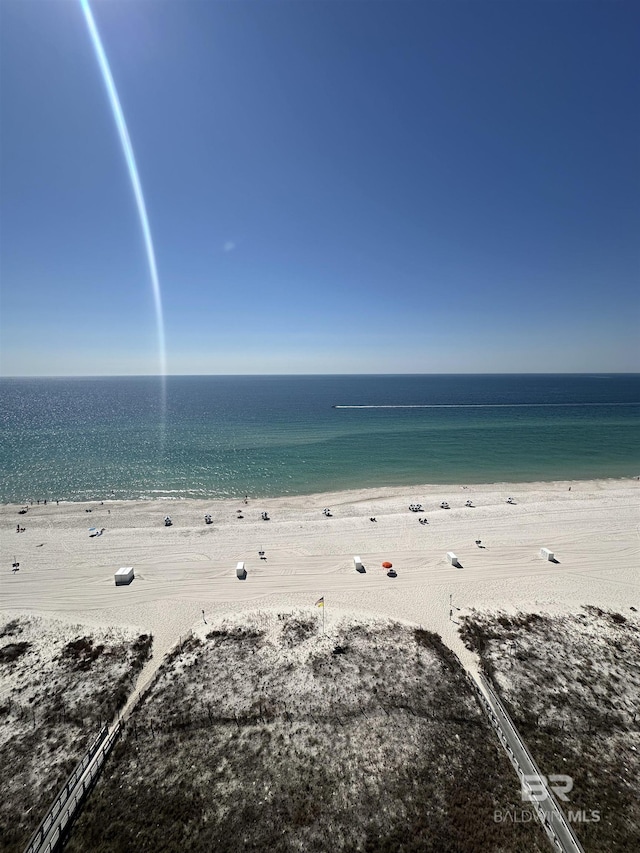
[
  {"left": 0, "top": 616, "right": 152, "bottom": 853},
  {"left": 67, "top": 611, "right": 547, "bottom": 853},
  {"left": 460, "top": 606, "right": 640, "bottom": 853}
]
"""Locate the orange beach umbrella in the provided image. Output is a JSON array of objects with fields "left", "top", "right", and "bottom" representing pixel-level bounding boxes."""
[{"left": 382, "top": 561, "right": 393, "bottom": 569}]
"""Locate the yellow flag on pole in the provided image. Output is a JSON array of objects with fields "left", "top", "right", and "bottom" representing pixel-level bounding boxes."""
[{"left": 315, "top": 597, "right": 325, "bottom": 608}]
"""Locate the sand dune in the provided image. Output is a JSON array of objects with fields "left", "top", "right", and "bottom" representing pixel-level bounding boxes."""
[{"left": 2, "top": 479, "right": 638, "bottom": 689}]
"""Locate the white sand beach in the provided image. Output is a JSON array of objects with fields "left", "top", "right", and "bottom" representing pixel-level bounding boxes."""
[{"left": 2, "top": 479, "right": 639, "bottom": 690}]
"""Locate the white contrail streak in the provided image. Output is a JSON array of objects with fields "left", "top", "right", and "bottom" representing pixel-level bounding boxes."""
[{"left": 79, "top": 0, "right": 167, "bottom": 379}]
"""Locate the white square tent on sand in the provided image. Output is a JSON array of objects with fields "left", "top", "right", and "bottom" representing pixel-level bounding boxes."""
[
  {"left": 540, "top": 548, "right": 555, "bottom": 561},
  {"left": 114, "top": 566, "right": 134, "bottom": 586},
  {"left": 446, "top": 552, "right": 461, "bottom": 568},
  {"left": 353, "top": 556, "right": 363, "bottom": 572},
  {"left": 236, "top": 561, "right": 246, "bottom": 579}
]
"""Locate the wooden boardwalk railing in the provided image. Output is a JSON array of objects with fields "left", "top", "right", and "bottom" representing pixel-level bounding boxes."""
[{"left": 23, "top": 722, "right": 121, "bottom": 853}]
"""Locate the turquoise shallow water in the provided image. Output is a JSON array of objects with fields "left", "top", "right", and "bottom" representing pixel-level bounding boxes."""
[{"left": 0, "top": 374, "right": 638, "bottom": 502}]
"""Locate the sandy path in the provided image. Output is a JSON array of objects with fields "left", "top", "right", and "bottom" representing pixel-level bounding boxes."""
[{"left": 2, "top": 479, "right": 638, "bottom": 695}]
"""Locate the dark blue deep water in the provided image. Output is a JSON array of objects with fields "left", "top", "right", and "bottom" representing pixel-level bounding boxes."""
[{"left": 0, "top": 375, "right": 638, "bottom": 502}]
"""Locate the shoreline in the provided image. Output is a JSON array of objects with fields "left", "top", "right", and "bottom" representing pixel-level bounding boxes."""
[{"left": 3, "top": 474, "right": 638, "bottom": 509}]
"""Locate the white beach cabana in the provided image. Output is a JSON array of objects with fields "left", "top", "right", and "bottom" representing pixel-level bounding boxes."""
[
  {"left": 540, "top": 548, "right": 555, "bottom": 561},
  {"left": 236, "top": 561, "right": 246, "bottom": 579},
  {"left": 354, "top": 555, "right": 364, "bottom": 573},
  {"left": 114, "top": 566, "right": 134, "bottom": 586},
  {"left": 446, "top": 552, "right": 461, "bottom": 568}
]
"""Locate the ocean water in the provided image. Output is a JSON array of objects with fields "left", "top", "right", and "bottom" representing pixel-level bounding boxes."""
[{"left": 0, "top": 375, "right": 638, "bottom": 502}]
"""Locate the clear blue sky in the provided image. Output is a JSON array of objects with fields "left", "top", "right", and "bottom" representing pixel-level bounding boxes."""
[{"left": 1, "top": 0, "right": 638, "bottom": 375}]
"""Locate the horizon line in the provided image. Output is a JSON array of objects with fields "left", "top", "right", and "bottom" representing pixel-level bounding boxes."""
[{"left": 1, "top": 372, "right": 639, "bottom": 380}]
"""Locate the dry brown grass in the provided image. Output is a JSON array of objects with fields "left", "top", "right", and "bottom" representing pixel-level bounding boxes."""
[
  {"left": 67, "top": 611, "right": 547, "bottom": 853},
  {"left": 460, "top": 607, "right": 640, "bottom": 853},
  {"left": 0, "top": 616, "right": 152, "bottom": 853}
]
